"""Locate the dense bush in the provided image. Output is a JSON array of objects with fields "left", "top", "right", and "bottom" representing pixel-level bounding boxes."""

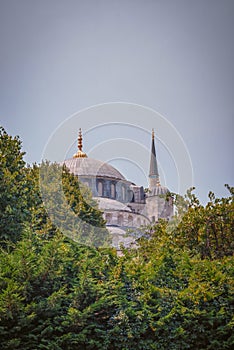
[{"left": 0, "top": 231, "right": 233, "bottom": 349}]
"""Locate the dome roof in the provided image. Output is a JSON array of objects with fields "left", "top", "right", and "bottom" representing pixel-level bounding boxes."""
[
  {"left": 63, "top": 157, "right": 126, "bottom": 181},
  {"left": 148, "top": 185, "right": 169, "bottom": 197},
  {"left": 94, "top": 197, "right": 131, "bottom": 211}
]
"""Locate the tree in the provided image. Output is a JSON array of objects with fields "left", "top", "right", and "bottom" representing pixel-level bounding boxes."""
[
  {"left": 172, "top": 186, "right": 234, "bottom": 259},
  {"left": 0, "top": 127, "right": 109, "bottom": 247},
  {"left": 34, "top": 161, "right": 110, "bottom": 246},
  {"left": 0, "top": 127, "right": 29, "bottom": 244}
]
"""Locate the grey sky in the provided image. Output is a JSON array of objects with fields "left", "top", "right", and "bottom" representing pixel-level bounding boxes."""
[{"left": 0, "top": 0, "right": 233, "bottom": 203}]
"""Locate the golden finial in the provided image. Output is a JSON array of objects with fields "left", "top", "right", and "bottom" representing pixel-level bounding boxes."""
[
  {"left": 73, "top": 128, "right": 87, "bottom": 158},
  {"left": 152, "top": 128, "right": 155, "bottom": 139},
  {"left": 78, "top": 128, "right": 83, "bottom": 151}
]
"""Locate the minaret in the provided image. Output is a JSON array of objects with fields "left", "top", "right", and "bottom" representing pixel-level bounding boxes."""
[
  {"left": 149, "top": 128, "right": 160, "bottom": 189},
  {"left": 73, "top": 128, "right": 87, "bottom": 158}
]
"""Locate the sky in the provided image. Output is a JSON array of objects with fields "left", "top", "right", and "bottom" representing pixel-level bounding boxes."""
[{"left": 0, "top": 0, "right": 233, "bottom": 204}]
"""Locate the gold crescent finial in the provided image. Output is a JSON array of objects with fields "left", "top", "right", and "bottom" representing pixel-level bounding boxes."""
[
  {"left": 73, "top": 128, "right": 87, "bottom": 158},
  {"left": 152, "top": 128, "right": 155, "bottom": 139}
]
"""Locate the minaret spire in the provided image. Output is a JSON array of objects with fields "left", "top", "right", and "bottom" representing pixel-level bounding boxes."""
[
  {"left": 73, "top": 128, "right": 87, "bottom": 158},
  {"left": 149, "top": 128, "right": 160, "bottom": 189}
]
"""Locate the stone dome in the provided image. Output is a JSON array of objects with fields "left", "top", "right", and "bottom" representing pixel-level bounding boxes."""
[
  {"left": 94, "top": 197, "right": 131, "bottom": 211},
  {"left": 148, "top": 185, "right": 169, "bottom": 197},
  {"left": 63, "top": 157, "right": 126, "bottom": 181}
]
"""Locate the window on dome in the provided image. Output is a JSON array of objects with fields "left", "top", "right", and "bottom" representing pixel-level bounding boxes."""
[
  {"left": 117, "top": 215, "right": 123, "bottom": 226},
  {"left": 137, "top": 218, "right": 141, "bottom": 226},
  {"left": 122, "top": 186, "right": 126, "bottom": 201},
  {"left": 98, "top": 182, "right": 103, "bottom": 196},
  {"left": 111, "top": 183, "right": 116, "bottom": 198},
  {"left": 128, "top": 215, "right": 133, "bottom": 226},
  {"left": 105, "top": 213, "right": 112, "bottom": 224}
]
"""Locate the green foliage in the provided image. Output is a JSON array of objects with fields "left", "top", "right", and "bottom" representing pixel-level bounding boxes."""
[
  {"left": 0, "top": 127, "right": 29, "bottom": 244},
  {"left": 0, "top": 127, "right": 233, "bottom": 349},
  {"left": 172, "top": 186, "right": 234, "bottom": 259},
  {"left": 0, "top": 125, "right": 109, "bottom": 246},
  {"left": 27, "top": 161, "right": 109, "bottom": 246},
  {"left": 0, "top": 231, "right": 117, "bottom": 349},
  {"left": 0, "top": 230, "right": 233, "bottom": 349}
]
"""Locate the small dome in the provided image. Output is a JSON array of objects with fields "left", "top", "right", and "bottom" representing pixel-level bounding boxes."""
[
  {"left": 63, "top": 157, "right": 126, "bottom": 181},
  {"left": 94, "top": 197, "right": 131, "bottom": 211},
  {"left": 148, "top": 185, "right": 169, "bottom": 197}
]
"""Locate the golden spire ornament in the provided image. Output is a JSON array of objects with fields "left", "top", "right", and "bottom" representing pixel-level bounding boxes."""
[{"left": 73, "top": 128, "right": 87, "bottom": 158}]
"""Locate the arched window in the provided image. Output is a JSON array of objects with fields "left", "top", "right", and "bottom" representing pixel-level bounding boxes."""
[
  {"left": 137, "top": 218, "right": 141, "bottom": 227},
  {"left": 98, "top": 182, "right": 103, "bottom": 196},
  {"left": 152, "top": 216, "right": 155, "bottom": 222},
  {"left": 111, "top": 183, "right": 116, "bottom": 198},
  {"left": 117, "top": 215, "right": 123, "bottom": 226},
  {"left": 105, "top": 213, "right": 112, "bottom": 225},
  {"left": 128, "top": 215, "right": 133, "bottom": 227},
  {"left": 122, "top": 186, "right": 126, "bottom": 201}
]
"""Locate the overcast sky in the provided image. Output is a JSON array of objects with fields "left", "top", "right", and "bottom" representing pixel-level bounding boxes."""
[{"left": 0, "top": 0, "right": 233, "bottom": 203}]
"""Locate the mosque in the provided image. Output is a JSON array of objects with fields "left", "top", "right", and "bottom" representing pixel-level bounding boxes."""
[{"left": 63, "top": 129, "right": 173, "bottom": 242}]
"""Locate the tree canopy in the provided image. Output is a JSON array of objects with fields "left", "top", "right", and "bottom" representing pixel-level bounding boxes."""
[{"left": 0, "top": 127, "right": 29, "bottom": 243}]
